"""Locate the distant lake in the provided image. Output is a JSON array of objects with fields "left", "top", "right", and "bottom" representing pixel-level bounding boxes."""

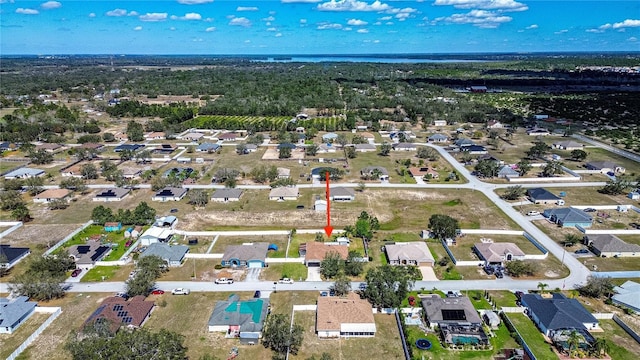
[{"left": 253, "top": 56, "right": 490, "bottom": 63}]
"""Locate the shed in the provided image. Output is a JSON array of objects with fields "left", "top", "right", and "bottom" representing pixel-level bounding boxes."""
[
  {"left": 482, "top": 311, "right": 501, "bottom": 330},
  {"left": 104, "top": 222, "right": 122, "bottom": 232}
]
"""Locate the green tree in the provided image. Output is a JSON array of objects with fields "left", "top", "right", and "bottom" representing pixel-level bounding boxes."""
[
  {"left": 279, "top": 146, "right": 292, "bottom": 159},
  {"left": 571, "top": 149, "right": 587, "bottom": 161},
  {"left": 344, "top": 146, "right": 357, "bottom": 159},
  {"left": 505, "top": 260, "right": 536, "bottom": 277},
  {"left": 590, "top": 338, "right": 609, "bottom": 358},
  {"left": 474, "top": 159, "right": 501, "bottom": 178},
  {"left": 132, "top": 202, "right": 156, "bottom": 225},
  {"left": 354, "top": 211, "right": 379, "bottom": 241},
  {"left": 577, "top": 276, "right": 614, "bottom": 298},
  {"left": 516, "top": 159, "right": 532, "bottom": 176},
  {"left": 566, "top": 330, "right": 584, "bottom": 358},
  {"left": 126, "top": 270, "right": 156, "bottom": 297},
  {"left": 330, "top": 273, "right": 352, "bottom": 297},
  {"left": 9, "top": 252, "right": 74, "bottom": 301},
  {"left": 526, "top": 141, "right": 550, "bottom": 159},
  {"left": 379, "top": 142, "right": 391, "bottom": 156},
  {"left": 417, "top": 147, "right": 439, "bottom": 161},
  {"left": 362, "top": 265, "right": 415, "bottom": 309},
  {"left": 126, "top": 121, "right": 145, "bottom": 142},
  {"left": 102, "top": 132, "right": 115, "bottom": 142},
  {"left": 305, "top": 144, "right": 318, "bottom": 156},
  {"left": 3, "top": 178, "right": 24, "bottom": 191},
  {"left": 0, "top": 254, "right": 9, "bottom": 277},
  {"left": 261, "top": 314, "right": 304, "bottom": 359},
  {"left": 60, "top": 177, "right": 88, "bottom": 193},
  {"left": 236, "top": 143, "right": 247, "bottom": 155},
  {"left": 563, "top": 233, "right": 582, "bottom": 247},
  {"left": 1, "top": 190, "right": 25, "bottom": 210},
  {"left": 29, "top": 149, "right": 54, "bottom": 164},
  {"left": 344, "top": 250, "right": 364, "bottom": 276},
  {"left": 537, "top": 282, "right": 549, "bottom": 293},
  {"left": 81, "top": 163, "right": 99, "bottom": 180},
  {"left": 48, "top": 198, "right": 69, "bottom": 210},
  {"left": 320, "top": 251, "right": 344, "bottom": 279},
  {"left": 599, "top": 178, "right": 631, "bottom": 195},
  {"left": 541, "top": 160, "right": 564, "bottom": 177},
  {"left": 12, "top": 203, "right": 31, "bottom": 222},
  {"left": 306, "top": 353, "right": 333, "bottom": 360},
  {"left": 501, "top": 185, "right": 525, "bottom": 200},
  {"left": 24, "top": 176, "right": 44, "bottom": 196},
  {"left": 137, "top": 255, "right": 168, "bottom": 279},
  {"left": 91, "top": 205, "right": 114, "bottom": 225},
  {"left": 188, "top": 189, "right": 209, "bottom": 207},
  {"left": 428, "top": 214, "right": 459, "bottom": 240},
  {"left": 335, "top": 134, "right": 348, "bottom": 147}
]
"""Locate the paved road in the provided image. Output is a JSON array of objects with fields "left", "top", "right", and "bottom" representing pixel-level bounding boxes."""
[{"left": 572, "top": 134, "right": 640, "bottom": 163}]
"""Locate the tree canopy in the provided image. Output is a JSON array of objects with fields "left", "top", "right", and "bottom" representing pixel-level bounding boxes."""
[
  {"left": 262, "top": 313, "right": 304, "bottom": 359},
  {"left": 428, "top": 214, "right": 459, "bottom": 240},
  {"left": 362, "top": 265, "right": 415, "bottom": 309}
]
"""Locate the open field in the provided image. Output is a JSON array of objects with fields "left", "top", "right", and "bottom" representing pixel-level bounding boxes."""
[
  {"left": 0, "top": 312, "right": 51, "bottom": 360},
  {"left": 506, "top": 313, "right": 558, "bottom": 360},
  {"left": 294, "top": 312, "right": 405, "bottom": 360}
]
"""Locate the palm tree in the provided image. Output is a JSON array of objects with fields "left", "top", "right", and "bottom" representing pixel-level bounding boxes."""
[
  {"left": 566, "top": 330, "right": 583, "bottom": 358},
  {"left": 590, "top": 338, "right": 609, "bottom": 358},
  {"left": 537, "top": 282, "right": 549, "bottom": 293}
]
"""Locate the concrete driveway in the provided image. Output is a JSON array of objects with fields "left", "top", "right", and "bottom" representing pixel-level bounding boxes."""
[
  {"left": 245, "top": 268, "right": 261, "bottom": 282},
  {"left": 419, "top": 266, "right": 438, "bottom": 281},
  {"left": 307, "top": 267, "right": 322, "bottom": 281}
]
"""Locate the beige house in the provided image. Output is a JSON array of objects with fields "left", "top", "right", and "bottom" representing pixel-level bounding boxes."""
[
  {"left": 301, "top": 242, "right": 348, "bottom": 267},
  {"left": 586, "top": 234, "right": 640, "bottom": 258},
  {"left": 385, "top": 242, "right": 434, "bottom": 266},
  {"left": 473, "top": 242, "right": 525, "bottom": 265},
  {"left": 269, "top": 186, "right": 299, "bottom": 201},
  {"left": 33, "top": 189, "right": 71, "bottom": 204},
  {"left": 316, "top": 293, "right": 376, "bottom": 338}
]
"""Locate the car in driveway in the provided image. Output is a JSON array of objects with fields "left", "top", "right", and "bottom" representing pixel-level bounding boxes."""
[
  {"left": 526, "top": 211, "right": 540, "bottom": 216},
  {"left": 215, "top": 278, "right": 234, "bottom": 284},
  {"left": 171, "top": 288, "right": 190, "bottom": 295},
  {"left": 575, "top": 249, "right": 590, "bottom": 254},
  {"left": 71, "top": 268, "right": 82, "bottom": 277},
  {"left": 115, "top": 292, "right": 130, "bottom": 300},
  {"left": 584, "top": 208, "right": 597, "bottom": 212},
  {"left": 278, "top": 278, "right": 294, "bottom": 284},
  {"left": 253, "top": 291, "right": 261, "bottom": 298},
  {"left": 151, "top": 289, "right": 165, "bottom": 295}
]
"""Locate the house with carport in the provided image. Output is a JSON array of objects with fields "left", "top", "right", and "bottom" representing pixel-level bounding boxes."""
[
  {"left": 384, "top": 242, "right": 434, "bottom": 266},
  {"left": 221, "top": 242, "right": 269, "bottom": 268},
  {"left": 208, "top": 294, "right": 270, "bottom": 344},
  {"left": 316, "top": 292, "right": 376, "bottom": 338}
]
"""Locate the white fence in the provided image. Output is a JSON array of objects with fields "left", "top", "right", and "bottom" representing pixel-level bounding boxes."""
[
  {"left": 6, "top": 307, "right": 62, "bottom": 360},
  {"left": 0, "top": 221, "right": 22, "bottom": 239},
  {"left": 184, "top": 253, "right": 223, "bottom": 259},
  {"left": 173, "top": 229, "right": 343, "bottom": 237},
  {"left": 523, "top": 254, "right": 548, "bottom": 260},
  {"left": 266, "top": 257, "right": 305, "bottom": 263},
  {"left": 592, "top": 313, "right": 615, "bottom": 319},
  {"left": 500, "top": 307, "right": 526, "bottom": 313},
  {"left": 455, "top": 260, "right": 484, "bottom": 267},
  {"left": 507, "top": 176, "right": 580, "bottom": 183},
  {"left": 95, "top": 259, "right": 130, "bottom": 266},
  {"left": 44, "top": 220, "right": 94, "bottom": 256},
  {"left": 583, "top": 229, "right": 640, "bottom": 235},
  {"left": 292, "top": 305, "right": 317, "bottom": 311},
  {"left": 460, "top": 229, "right": 523, "bottom": 235}
]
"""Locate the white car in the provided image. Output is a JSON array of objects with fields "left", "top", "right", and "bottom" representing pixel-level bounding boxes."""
[
  {"left": 526, "top": 211, "right": 540, "bottom": 216},
  {"left": 278, "top": 278, "right": 294, "bottom": 284},
  {"left": 171, "top": 288, "right": 190, "bottom": 295},
  {"left": 215, "top": 278, "right": 234, "bottom": 284}
]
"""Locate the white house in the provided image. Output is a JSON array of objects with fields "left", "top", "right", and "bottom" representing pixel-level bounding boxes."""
[
  {"left": 93, "top": 188, "right": 131, "bottom": 202},
  {"left": 433, "top": 120, "right": 447, "bottom": 126},
  {"left": 152, "top": 187, "right": 188, "bottom": 202},
  {"left": 4, "top": 167, "right": 45, "bottom": 179},
  {"left": 329, "top": 187, "right": 356, "bottom": 202},
  {"left": 316, "top": 293, "right": 376, "bottom": 338},
  {"left": 269, "top": 186, "right": 299, "bottom": 201},
  {"left": 33, "top": 189, "right": 71, "bottom": 204}
]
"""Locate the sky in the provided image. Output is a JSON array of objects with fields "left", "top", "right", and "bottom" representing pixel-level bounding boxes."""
[{"left": 1, "top": 0, "right": 639, "bottom": 55}]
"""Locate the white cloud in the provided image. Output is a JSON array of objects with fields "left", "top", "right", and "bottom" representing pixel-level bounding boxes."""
[
  {"left": 205, "top": 26, "right": 216, "bottom": 32},
  {"left": 40, "top": 1, "right": 61, "bottom": 9},
  {"left": 347, "top": 19, "right": 368, "bottom": 26},
  {"left": 317, "top": 0, "right": 390, "bottom": 12},
  {"left": 385, "top": 21, "right": 393, "bottom": 25},
  {"left": 300, "top": 18, "right": 307, "bottom": 23},
  {"left": 434, "top": 9, "right": 512, "bottom": 28},
  {"left": 525, "top": 24, "right": 538, "bottom": 29},
  {"left": 374, "top": 21, "right": 381, "bottom": 25},
  {"left": 613, "top": 19, "right": 640, "bottom": 29},
  {"left": 140, "top": 13, "right": 168, "bottom": 22},
  {"left": 357, "top": 28, "right": 369, "bottom": 33},
  {"left": 16, "top": 8, "right": 39, "bottom": 14},
  {"left": 554, "top": 29, "right": 568, "bottom": 34},
  {"left": 267, "top": 27, "right": 277, "bottom": 31},
  {"left": 282, "top": 0, "right": 321, "bottom": 3},
  {"left": 237, "top": 6, "right": 259, "bottom": 11},
  {"left": 133, "top": 26, "right": 142, "bottom": 31},
  {"left": 128, "top": 11, "right": 139, "bottom": 16},
  {"left": 434, "top": 0, "right": 527, "bottom": 11},
  {"left": 317, "top": 22, "right": 342, "bottom": 29},
  {"left": 193, "top": 38, "right": 203, "bottom": 42},
  {"left": 628, "top": 36, "right": 638, "bottom": 42},
  {"left": 177, "top": 0, "right": 214, "bottom": 4},
  {"left": 171, "top": 12, "right": 202, "bottom": 20},
  {"left": 373, "top": 39, "right": 379, "bottom": 43},
  {"left": 378, "top": 16, "right": 391, "bottom": 21},
  {"left": 275, "top": 32, "right": 282, "bottom": 37},
  {"left": 344, "top": 27, "right": 352, "bottom": 31},
  {"left": 229, "top": 17, "right": 251, "bottom": 26},
  {"left": 170, "top": 26, "right": 176, "bottom": 30},
  {"left": 244, "top": 40, "right": 251, "bottom": 43},
  {"left": 263, "top": 16, "right": 276, "bottom": 21},
  {"left": 586, "top": 29, "right": 603, "bottom": 33},
  {"left": 88, "top": 13, "right": 96, "bottom": 18},
  {"left": 106, "top": 9, "right": 127, "bottom": 17}
]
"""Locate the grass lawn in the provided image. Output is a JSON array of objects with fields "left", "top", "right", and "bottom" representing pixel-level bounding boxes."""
[
  {"left": 580, "top": 256, "right": 640, "bottom": 272},
  {"left": 0, "top": 313, "right": 51, "bottom": 359},
  {"left": 506, "top": 313, "right": 558, "bottom": 360},
  {"left": 80, "top": 265, "right": 133, "bottom": 282},
  {"left": 487, "top": 291, "right": 518, "bottom": 308},
  {"left": 448, "top": 234, "right": 540, "bottom": 261},
  {"left": 597, "top": 319, "right": 640, "bottom": 360},
  {"left": 261, "top": 263, "right": 307, "bottom": 282},
  {"left": 293, "top": 312, "right": 405, "bottom": 360},
  {"left": 159, "top": 259, "right": 219, "bottom": 281}
]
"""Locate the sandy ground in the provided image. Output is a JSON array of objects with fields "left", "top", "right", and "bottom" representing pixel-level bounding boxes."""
[{"left": 3, "top": 223, "right": 82, "bottom": 247}]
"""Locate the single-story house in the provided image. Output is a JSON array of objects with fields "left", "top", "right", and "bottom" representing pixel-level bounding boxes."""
[
  {"left": 612, "top": 281, "right": 640, "bottom": 313},
  {"left": 79, "top": 143, "right": 104, "bottom": 151},
  {"left": 385, "top": 242, "right": 435, "bottom": 266},
  {"left": 0, "top": 142, "right": 18, "bottom": 151},
  {"left": 301, "top": 241, "right": 348, "bottom": 267},
  {"left": 409, "top": 167, "right": 439, "bottom": 179},
  {"left": 552, "top": 141, "right": 584, "bottom": 151},
  {"left": 277, "top": 142, "right": 297, "bottom": 150},
  {"left": 68, "top": 240, "right": 111, "bottom": 267},
  {"left": 61, "top": 163, "right": 84, "bottom": 178},
  {"left": 276, "top": 167, "right": 291, "bottom": 179},
  {"left": 354, "top": 143, "right": 376, "bottom": 152},
  {"left": 211, "top": 188, "right": 243, "bottom": 202},
  {"left": 497, "top": 165, "right": 519, "bottom": 178},
  {"left": 269, "top": 186, "right": 299, "bottom": 201},
  {"left": 361, "top": 132, "right": 376, "bottom": 143},
  {"left": 527, "top": 188, "right": 561, "bottom": 204},
  {"left": 473, "top": 242, "right": 525, "bottom": 265},
  {"left": 360, "top": 166, "right": 389, "bottom": 181},
  {"left": 428, "top": 134, "right": 449, "bottom": 143},
  {"left": 124, "top": 226, "right": 143, "bottom": 239},
  {"left": 527, "top": 128, "right": 550, "bottom": 136},
  {"left": 35, "top": 143, "right": 63, "bottom": 152},
  {"left": 114, "top": 144, "right": 144, "bottom": 152},
  {"left": 208, "top": 294, "right": 270, "bottom": 344},
  {"left": 421, "top": 295, "right": 482, "bottom": 328},
  {"left": 140, "top": 243, "right": 189, "bottom": 267},
  {"left": 322, "top": 133, "right": 338, "bottom": 142},
  {"left": 139, "top": 226, "right": 173, "bottom": 246},
  {"left": 218, "top": 132, "right": 237, "bottom": 141},
  {"left": 121, "top": 167, "right": 142, "bottom": 179},
  {"left": 317, "top": 143, "right": 337, "bottom": 153},
  {"left": 461, "top": 144, "right": 488, "bottom": 155},
  {"left": 454, "top": 138, "right": 475, "bottom": 147},
  {"left": 221, "top": 242, "right": 269, "bottom": 268},
  {"left": 84, "top": 296, "right": 155, "bottom": 333},
  {"left": 93, "top": 188, "right": 131, "bottom": 202},
  {"left": 152, "top": 187, "right": 188, "bottom": 202},
  {"left": 0, "top": 296, "right": 37, "bottom": 334},
  {"left": 154, "top": 216, "right": 178, "bottom": 228},
  {"left": 163, "top": 167, "right": 193, "bottom": 179},
  {"left": 585, "top": 161, "right": 625, "bottom": 174},
  {"left": 329, "top": 187, "right": 355, "bottom": 202},
  {"left": 543, "top": 207, "right": 593, "bottom": 228},
  {"left": 244, "top": 144, "right": 258, "bottom": 153},
  {"left": 392, "top": 143, "right": 417, "bottom": 151},
  {"left": 104, "top": 222, "right": 122, "bottom": 232},
  {"left": 153, "top": 144, "right": 176, "bottom": 154},
  {"left": 196, "top": 142, "right": 221, "bottom": 153},
  {"left": 33, "top": 188, "right": 71, "bottom": 204},
  {"left": 0, "top": 245, "right": 31, "bottom": 269},
  {"left": 181, "top": 132, "right": 205, "bottom": 142},
  {"left": 520, "top": 293, "right": 600, "bottom": 337},
  {"left": 629, "top": 191, "right": 640, "bottom": 200},
  {"left": 486, "top": 120, "right": 504, "bottom": 129},
  {"left": 145, "top": 131, "right": 165, "bottom": 140},
  {"left": 316, "top": 292, "right": 376, "bottom": 338},
  {"left": 434, "top": 120, "right": 447, "bottom": 126},
  {"left": 585, "top": 234, "right": 640, "bottom": 258},
  {"left": 4, "top": 167, "right": 45, "bottom": 179}
]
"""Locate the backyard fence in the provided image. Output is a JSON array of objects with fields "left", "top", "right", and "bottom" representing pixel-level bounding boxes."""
[
  {"left": 613, "top": 315, "right": 640, "bottom": 345},
  {"left": 522, "top": 232, "right": 549, "bottom": 255},
  {"left": 591, "top": 313, "right": 614, "bottom": 319},
  {"left": 7, "top": 307, "right": 62, "bottom": 360},
  {"left": 0, "top": 221, "right": 22, "bottom": 239},
  {"left": 44, "top": 220, "right": 93, "bottom": 256},
  {"left": 500, "top": 312, "right": 537, "bottom": 360},
  {"left": 395, "top": 310, "right": 412, "bottom": 360}
]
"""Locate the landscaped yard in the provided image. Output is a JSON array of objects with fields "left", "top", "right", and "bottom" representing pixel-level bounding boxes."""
[
  {"left": 505, "top": 313, "right": 558, "bottom": 360},
  {"left": 487, "top": 290, "right": 518, "bottom": 309},
  {"left": 447, "top": 234, "right": 541, "bottom": 261},
  {"left": 0, "top": 312, "right": 51, "bottom": 360}
]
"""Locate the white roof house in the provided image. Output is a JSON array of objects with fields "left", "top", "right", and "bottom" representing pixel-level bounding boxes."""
[
  {"left": 139, "top": 227, "right": 173, "bottom": 246},
  {"left": 612, "top": 281, "right": 640, "bottom": 313},
  {"left": 4, "top": 167, "right": 45, "bottom": 179}
]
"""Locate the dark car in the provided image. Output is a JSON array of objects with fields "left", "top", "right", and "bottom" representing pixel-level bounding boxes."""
[
  {"left": 495, "top": 272, "right": 504, "bottom": 279},
  {"left": 514, "top": 291, "right": 524, "bottom": 300},
  {"left": 575, "top": 249, "right": 590, "bottom": 254},
  {"left": 483, "top": 266, "right": 494, "bottom": 275},
  {"left": 253, "top": 290, "right": 261, "bottom": 298},
  {"left": 606, "top": 171, "right": 615, "bottom": 177},
  {"left": 170, "top": 208, "right": 179, "bottom": 213},
  {"left": 584, "top": 208, "right": 597, "bottom": 212},
  {"left": 71, "top": 268, "right": 82, "bottom": 277}
]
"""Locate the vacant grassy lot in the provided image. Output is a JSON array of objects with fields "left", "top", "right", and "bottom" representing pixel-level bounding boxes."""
[
  {"left": 80, "top": 264, "right": 133, "bottom": 282},
  {"left": 580, "top": 255, "right": 640, "bottom": 272},
  {"left": 487, "top": 290, "right": 518, "bottom": 308},
  {"left": 597, "top": 319, "right": 640, "bottom": 360},
  {"left": 158, "top": 259, "right": 220, "bottom": 281},
  {"left": 506, "top": 313, "right": 558, "bottom": 360},
  {"left": 294, "top": 312, "right": 405, "bottom": 360},
  {"left": 0, "top": 312, "right": 51, "bottom": 359},
  {"left": 261, "top": 263, "right": 307, "bottom": 282}
]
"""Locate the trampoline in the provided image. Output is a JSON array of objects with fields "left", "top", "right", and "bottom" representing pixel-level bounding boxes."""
[{"left": 415, "top": 339, "right": 432, "bottom": 350}]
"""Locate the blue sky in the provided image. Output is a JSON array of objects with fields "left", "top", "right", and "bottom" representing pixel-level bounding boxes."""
[{"left": 1, "top": 0, "right": 639, "bottom": 54}]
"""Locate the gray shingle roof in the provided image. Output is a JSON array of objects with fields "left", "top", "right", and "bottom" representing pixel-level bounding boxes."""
[
  {"left": 527, "top": 188, "right": 561, "bottom": 201},
  {"left": 421, "top": 295, "right": 482, "bottom": 325},
  {"left": 140, "top": 243, "right": 189, "bottom": 263},
  {"left": 587, "top": 234, "right": 640, "bottom": 254},
  {"left": 330, "top": 187, "right": 355, "bottom": 198},
  {"left": 211, "top": 188, "right": 243, "bottom": 200},
  {"left": 0, "top": 296, "right": 37, "bottom": 330},
  {"left": 222, "top": 242, "right": 269, "bottom": 263},
  {"left": 543, "top": 207, "right": 592, "bottom": 224},
  {"left": 94, "top": 188, "right": 130, "bottom": 199},
  {"left": 521, "top": 293, "right": 597, "bottom": 331},
  {"left": 361, "top": 166, "right": 389, "bottom": 176}
]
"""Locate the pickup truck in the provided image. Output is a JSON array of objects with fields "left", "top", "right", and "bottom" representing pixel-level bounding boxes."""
[
  {"left": 171, "top": 288, "right": 190, "bottom": 295},
  {"left": 278, "top": 278, "right": 294, "bottom": 284},
  {"left": 215, "top": 278, "right": 234, "bottom": 284}
]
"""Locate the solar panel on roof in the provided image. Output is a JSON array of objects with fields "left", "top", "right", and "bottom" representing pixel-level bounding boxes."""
[
  {"left": 113, "top": 304, "right": 123, "bottom": 311},
  {"left": 117, "top": 310, "right": 128, "bottom": 318},
  {"left": 76, "top": 245, "right": 90, "bottom": 254},
  {"left": 123, "top": 317, "right": 133, "bottom": 324},
  {"left": 441, "top": 309, "right": 467, "bottom": 321}
]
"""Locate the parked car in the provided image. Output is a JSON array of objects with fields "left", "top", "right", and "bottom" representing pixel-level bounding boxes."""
[
  {"left": 170, "top": 208, "right": 179, "bottom": 213},
  {"left": 358, "top": 283, "right": 367, "bottom": 291},
  {"left": 215, "top": 278, "right": 234, "bottom": 284},
  {"left": 584, "top": 208, "right": 597, "bottom": 212},
  {"left": 71, "top": 268, "right": 82, "bottom": 277},
  {"left": 171, "top": 288, "right": 190, "bottom": 295},
  {"left": 607, "top": 171, "right": 615, "bottom": 177},
  {"left": 320, "top": 291, "right": 328, "bottom": 297},
  {"left": 125, "top": 240, "right": 133, "bottom": 247},
  {"left": 575, "top": 249, "right": 590, "bottom": 254},
  {"left": 151, "top": 289, "right": 165, "bottom": 295},
  {"left": 526, "top": 211, "right": 540, "bottom": 216},
  {"left": 495, "top": 272, "right": 504, "bottom": 279},
  {"left": 253, "top": 290, "right": 261, "bottom": 298},
  {"left": 115, "top": 292, "right": 130, "bottom": 300},
  {"left": 278, "top": 278, "right": 294, "bottom": 284}
]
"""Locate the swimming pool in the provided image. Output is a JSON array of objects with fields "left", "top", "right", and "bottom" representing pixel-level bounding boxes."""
[{"left": 452, "top": 336, "right": 480, "bottom": 345}]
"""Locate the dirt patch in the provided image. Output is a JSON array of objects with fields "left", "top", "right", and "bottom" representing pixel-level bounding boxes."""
[
  {"left": 3, "top": 223, "right": 82, "bottom": 247},
  {"left": 262, "top": 147, "right": 305, "bottom": 160},
  {"left": 544, "top": 270, "right": 560, "bottom": 278}
]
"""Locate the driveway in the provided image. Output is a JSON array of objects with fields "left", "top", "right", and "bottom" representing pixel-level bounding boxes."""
[
  {"left": 307, "top": 267, "right": 322, "bottom": 281},
  {"left": 245, "top": 268, "right": 261, "bottom": 282},
  {"left": 419, "top": 266, "right": 438, "bottom": 281}
]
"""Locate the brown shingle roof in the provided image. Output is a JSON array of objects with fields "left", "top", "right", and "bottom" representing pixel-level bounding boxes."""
[
  {"left": 35, "top": 188, "right": 71, "bottom": 200},
  {"left": 304, "top": 242, "right": 348, "bottom": 263},
  {"left": 316, "top": 292, "right": 374, "bottom": 332},
  {"left": 85, "top": 296, "right": 154, "bottom": 333}
]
